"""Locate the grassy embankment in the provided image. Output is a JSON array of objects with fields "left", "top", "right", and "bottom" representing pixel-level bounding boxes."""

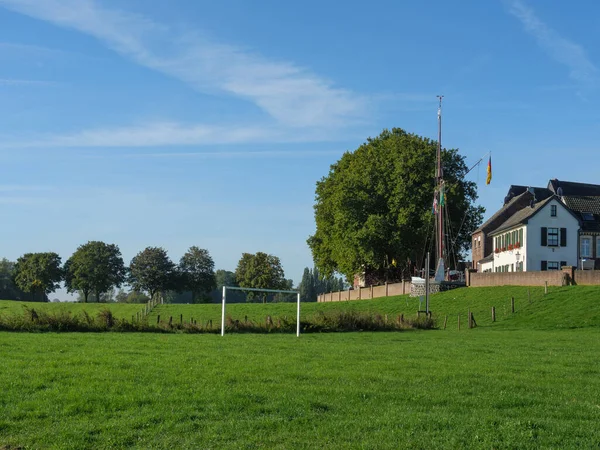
[{"left": 1, "top": 286, "right": 599, "bottom": 448}]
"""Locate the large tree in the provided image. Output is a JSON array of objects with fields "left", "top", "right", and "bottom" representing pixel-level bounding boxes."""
[
  {"left": 129, "top": 247, "right": 176, "bottom": 301},
  {"left": 308, "top": 128, "right": 484, "bottom": 283},
  {"left": 0, "top": 258, "right": 25, "bottom": 300},
  {"left": 64, "top": 241, "right": 127, "bottom": 303},
  {"left": 235, "top": 252, "right": 287, "bottom": 302},
  {"left": 13, "top": 252, "right": 63, "bottom": 302},
  {"left": 298, "top": 266, "right": 345, "bottom": 302},
  {"left": 178, "top": 246, "right": 216, "bottom": 303},
  {"left": 215, "top": 269, "right": 237, "bottom": 291}
]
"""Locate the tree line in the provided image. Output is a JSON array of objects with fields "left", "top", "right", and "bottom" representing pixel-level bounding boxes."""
[{"left": 1, "top": 242, "right": 344, "bottom": 303}]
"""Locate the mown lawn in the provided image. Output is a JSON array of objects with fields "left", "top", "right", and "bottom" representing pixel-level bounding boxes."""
[{"left": 1, "top": 328, "right": 599, "bottom": 449}]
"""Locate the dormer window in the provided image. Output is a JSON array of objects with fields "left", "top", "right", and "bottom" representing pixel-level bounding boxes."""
[
  {"left": 551, "top": 205, "right": 557, "bottom": 217},
  {"left": 582, "top": 212, "right": 594, "bottom": 221}
]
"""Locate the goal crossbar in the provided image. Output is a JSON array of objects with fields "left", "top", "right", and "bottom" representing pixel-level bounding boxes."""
[{"left": 221, "top": 286, "right": 301, "bottom": 337}]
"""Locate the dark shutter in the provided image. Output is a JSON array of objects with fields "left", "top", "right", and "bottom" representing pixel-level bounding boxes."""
[
  {"left": 560, "top": 261, "right": 566, "bottom": 268},
  {"left": 541, "top": 260, "right": 547, "bottom": 271},
  {"left": 560, "top": 228, "right": 567, "bottom": 246},
  {"left": 541, "top": 227, "right": 547, "bottom": 246}
]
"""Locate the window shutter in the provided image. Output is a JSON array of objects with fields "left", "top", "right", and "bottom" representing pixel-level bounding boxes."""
[
  {"left": 541, "top": 227, "right": 547, "bottom": 246},
  {"left": 541, "top": 260, "right": 547, "bottom": 271},
  {"left": 560, "top": 228, "right": 567, "bottom": 247},
  {"left": 519, "top": 228, "right": 523, "bottom": 245},
  {"left": 560, "top": 261, "right": 566, "bottom": 268}
]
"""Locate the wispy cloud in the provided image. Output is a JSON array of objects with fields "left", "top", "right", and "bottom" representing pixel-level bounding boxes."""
[
  {"left": 116, "top": 149, "right": 343, "bottom": 159},
  {"left": 0, "top": 0, "right": 367, "bottom": 128},
  {"left": 0, "top": 184, "right": 53, "bottom": 192},
  {"left": 0, "top": 78, "right": 53, "bottom": 86},
  {"left": 0, "top": 121, "right": 353, "bottom": 148},
  {"left": 507, "top": 0, "right": 597, "bottom": 86}
]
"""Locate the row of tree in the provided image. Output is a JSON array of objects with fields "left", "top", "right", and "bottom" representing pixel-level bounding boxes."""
[{"left": 2, "top": 243, "right": 343, "bottom": 303}]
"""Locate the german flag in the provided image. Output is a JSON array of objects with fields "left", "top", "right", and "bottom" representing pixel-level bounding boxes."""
[{"left": 486, "top": 156, "right": 492, "bottom": 185}]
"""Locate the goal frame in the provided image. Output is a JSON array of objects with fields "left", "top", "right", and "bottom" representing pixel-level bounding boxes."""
[{"left": 221, "top": 286, "right": 301, "bottom": 337}]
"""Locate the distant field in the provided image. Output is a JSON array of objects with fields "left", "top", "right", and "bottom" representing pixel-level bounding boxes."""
[
  {"left": 2, "top": 285, "right": 600, "bottom": 331},
  {"left": 0, "top": 300, "right": 145, "bottom": 321},
  {"left": 1, "top": 329, "right": 599, "bottom": 449},
  {"left": 148, "top": 285, "right": 600, "bottom": 331}
]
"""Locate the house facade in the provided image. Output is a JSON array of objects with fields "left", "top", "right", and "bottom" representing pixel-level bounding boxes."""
[{"left": 475, "top": 179, "right": 599, "bottom": 273}]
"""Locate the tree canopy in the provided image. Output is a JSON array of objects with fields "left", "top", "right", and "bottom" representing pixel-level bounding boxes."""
[
  {"left": 235, "top": 252, "right": 287, "bottom": 298},
  {"left": 0, "top": 258, "right": 28, "bottom": 301},
  {"left": 64, "top": 241, "right": 127, "bottom": 303},
  {"left": 178, "top": 246, "right": 216, "bottom": 303},
  {"left": 13, "top": 252, "right": 63, "bottom": 301},
  {"left": 215, "top": 270, "right": 237, "bottom": 291},
  {"left": 298, "top": 267, "right": 345, "bottom": 302},
  {"left": 129, "top": 247, "right": 176, "bottom": 301},
  {"left": 308, "top": 128, "right": 484, "bottom": 283}
]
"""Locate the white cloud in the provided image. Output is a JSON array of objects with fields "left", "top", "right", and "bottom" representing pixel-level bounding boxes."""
[
  {"left": 0, "top": 184, "right": 53, "bottom": 192},
  {"left": 1, "top": 121, "right": 353, "bottom": 148},
  {"left": 0, "top": 78, "right": 53, "bottom": 86},
  {"left": 0, "top": 0, "right": 367, "bottom": 128},
  {"left": 508, "top": 0, "right": 597, "bottom": 85}
]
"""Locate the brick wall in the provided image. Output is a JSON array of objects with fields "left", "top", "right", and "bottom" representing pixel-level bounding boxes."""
[
  {"left": 468, "top": 270, "right": 566, "bottom": 287},
  {"left": 317, "top": 268, "right": 600, "bottom": 302},
  {"left": 317, "top": 281, "right": 410, "bottom": 302},
  {"left": 472, "top": 231, "right": 485, "bottom": 267},
  {"left": 573, "top": 270, "right": 600, "bottom": 285}
]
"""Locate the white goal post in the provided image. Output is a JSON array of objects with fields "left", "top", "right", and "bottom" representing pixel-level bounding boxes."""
[{"left": 221, "top": 286, "right": 301, "bottom": 337}]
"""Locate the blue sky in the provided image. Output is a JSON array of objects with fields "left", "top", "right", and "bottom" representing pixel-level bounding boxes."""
[{"left": 1, "top": 0, "right": 599, "bottom": 299}]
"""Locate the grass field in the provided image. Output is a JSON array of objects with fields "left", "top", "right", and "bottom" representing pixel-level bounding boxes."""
[
  {"left": 0, "top": 300, "right": 144, "bottom": 321},
  {"left": 1, "top": 286, "right": 599, "bottom": 448}
]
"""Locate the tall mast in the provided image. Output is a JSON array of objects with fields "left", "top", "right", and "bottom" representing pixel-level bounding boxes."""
[{"left": 436, "top": 95, "right": 444, "bottom": 267}]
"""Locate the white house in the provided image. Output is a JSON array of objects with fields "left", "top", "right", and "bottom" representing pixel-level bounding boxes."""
[{"left": 486, "top": 196, "right": 579, "bottom": 272}]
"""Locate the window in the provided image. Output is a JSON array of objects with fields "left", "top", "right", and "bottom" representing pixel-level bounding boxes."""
[
  {"left": 581, "top": 237, "right": 592, "bottom": 258},
  {"left": 551, "top": 205, "right": 557, "bottom": 217},
  {"left": 582, "top": 212, "right": 594, "bottom": 221},
  {"left": 547, "top": 228, "right": 559, "bottom": 246},
  {"left": 547, "top": 261, "right": 560, "bottom": 270}
]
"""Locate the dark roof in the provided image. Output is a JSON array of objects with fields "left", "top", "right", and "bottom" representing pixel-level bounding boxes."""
[
  {"left": 478, "top": 253, "right": 494, "bottom": 264},
  {"left": 503, "top": 185, "right": 552, "bottom": 205},
  {"left": 474, "top": 190, "right": 533, "bottom": 234},
  {"left": 488, "top": 196, "right": 557, "bottom": 236},
  {"left": 548, "top": 179, "right": 600, "bottom": 197},
  {"left": 562, "top": 196, "right": 600, "bottom": 232}
]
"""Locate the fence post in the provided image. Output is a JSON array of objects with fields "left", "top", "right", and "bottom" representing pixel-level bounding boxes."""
[
  {"left": 492, "top": 306, "right": 496, "bottom": 322},
  {"left": 511, "top": 297, "right": 515, "bottom": 314},
  {"left": 468, "top": 308, "right": 471, "bottom": 329},
  {"left": 359, "top": 288, "right": 361, "bottom": 300},
  {"left": 544, "top": 281, "right": 548, "bottom": 295},
  {"left": 157, "top": 315, "right": 160, "bottom": 324},
  {"left": 339, "top": 290, "right": 341, "bottom": 302},
  {"left": 443, "top": 315, "right": 448, "bottom": 330},
  {"left": 385, "top": 281, "right": 389, "bottom": 297},
  {"left": 180, "top": 314, "right": 183, "bottom": 325},
  {"left": 370, "top": 285, "right": 374, "bottom": 299}
]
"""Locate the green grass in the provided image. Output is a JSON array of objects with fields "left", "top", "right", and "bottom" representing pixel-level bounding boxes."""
[
  {"left": 148, "top": 285, "right": 600, "bottom": 331},
  {"left": 1, "top": 286, "right": 600, "bottom": 448},
  {"left": 0, "top": 300, "right": 147, "bottom": 322},
  {"left": 1, "top": 329, "right": 599, "bottom": 449}
]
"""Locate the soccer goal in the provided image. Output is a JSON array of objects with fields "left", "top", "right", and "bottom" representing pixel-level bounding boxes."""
[{"left": 221, "top": 286, "right": 301, "bottom": 337}]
